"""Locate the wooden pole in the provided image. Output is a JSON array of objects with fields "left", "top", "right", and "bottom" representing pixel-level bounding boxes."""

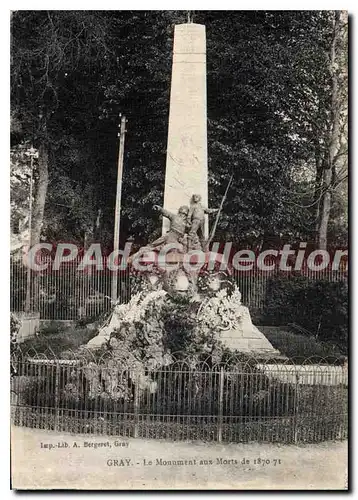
[
  {"left": 25, "top": 147, "right": 36, "bottom": 313},
  {"left": 111, "top": 115, "right": 127, "bottom": 302}
]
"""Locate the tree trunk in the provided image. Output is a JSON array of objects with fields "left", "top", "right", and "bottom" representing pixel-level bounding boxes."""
[
  {"left": 318, "top": 171, "right": 332, "bottom": 250},
  {"left": 317, "top": 11, "right": 342, "bottom": 250},
  {"left": 314, "top": 147, "right": 324, "bottom": 240},
  {"left": 30, "top": 142, "right": 49, "bottom": 247}
]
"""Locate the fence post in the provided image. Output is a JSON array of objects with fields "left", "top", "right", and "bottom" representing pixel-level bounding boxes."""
[
  {"left": 217, "top": 367, "right": 224, "bottom": 443},
  {"left": 293, "top": 373, "right": 301, "bottom": 443},
  {"left": 54, "top": 363, "right": 61, "bottom": 432},
  {"left": 133, "top": 373, "right": 139, "bottom": 438}
]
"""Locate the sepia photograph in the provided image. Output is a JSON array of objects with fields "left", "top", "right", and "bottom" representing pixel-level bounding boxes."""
[{"left": 10, "top": 9, "right": 348, "bottom": 490}]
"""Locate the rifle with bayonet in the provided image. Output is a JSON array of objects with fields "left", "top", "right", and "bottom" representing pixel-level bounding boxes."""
[{"left": 205, "top": 174, "right": 233, "bottom": 252}]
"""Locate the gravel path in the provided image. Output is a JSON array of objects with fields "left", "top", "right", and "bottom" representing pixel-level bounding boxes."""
[{"left": 11, "top": 426, "right": 348, "bottom": 490}]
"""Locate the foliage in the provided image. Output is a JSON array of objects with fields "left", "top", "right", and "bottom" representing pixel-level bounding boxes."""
[
  {"left": 14, "top": 354, "right": 347, "bottom": 443},
  {"left": 160, "top": 300, "right": 199, "bottom": 354},
  {"left": 39, "top": 321, "right": 61, "bottom": 336},
  {"left": 263, "top": 276, "right": 348, "bottom": 350},
  {"left": 14, "top": 402, "right": 348, "bottom": 443},
  {"left": 108, "top": 290, "right": 170, "bottom": 368},
  {"left": 110, "top": 283, "right": 244, "bottom": 350},
  {"left": 197, "top": 287, "right": 243, "bottom": 332},
  {"left": 10, "top": 143, "right": 37, "bottom": 240},
  {"left": 10, "top": 313, "right": 22, "bottom": 377},
  {"left": 260, "top": 326, "right": 343, "bottom": 359},
  {"left": 300, "top": 280, "right": 348, "bottom": 347},
  {"left": 68, "top": 279, "right": 246, "bottom": 398},
  {"left": 11, "top": 11, "right": 347, "bottom": 249},
  {"left": 11, "top": 11, "right": 119, "bottom": 246},
  {"left": 19, "top": 325, "right": 96, "bottom": 356},
  {"left": 11, "top": 312, "right": 21, "bottom": 344}
]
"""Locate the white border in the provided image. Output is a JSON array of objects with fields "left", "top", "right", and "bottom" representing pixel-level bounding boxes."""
[{"left": 1, "top": 5, "right": 355, "bottom": 498}]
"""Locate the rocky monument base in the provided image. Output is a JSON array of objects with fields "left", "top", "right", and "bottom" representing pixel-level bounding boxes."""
[
  {"left": 87, "top": 303, "right": 278, "bottom": 355},
  {"left": 216, "top": 306, "right": 278, "bottom": 354},
  {"left": 87, "top": 250, "right": 279, "bottom": 357}
]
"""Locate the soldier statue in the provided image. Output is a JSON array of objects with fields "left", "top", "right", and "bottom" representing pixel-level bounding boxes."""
[
  {"left": 151, "top": 204, "right": 189, "bottom": 250},
  {"left": 129, "top": 205, "right": 190, "bottom": 263},
  {"left": 187, "top": 194, "right": 218, "bottom": 251}
]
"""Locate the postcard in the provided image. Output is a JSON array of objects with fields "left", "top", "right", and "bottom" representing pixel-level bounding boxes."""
[{"left": 10, "top": 10, "right": 348, "bottom": 490}]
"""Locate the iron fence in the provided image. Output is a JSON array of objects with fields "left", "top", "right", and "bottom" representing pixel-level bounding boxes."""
[
  {"left": 11, "top": 349, "right": 348, "bottom": 444},
  {"left": 10, "top": 257, "right": 347, "bottom": 321},
  {"left": 10, "top": 259, "right": 131, "bottom": 320}
]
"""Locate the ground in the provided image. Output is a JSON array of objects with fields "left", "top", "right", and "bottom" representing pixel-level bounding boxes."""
[{"left": 11, "top": 426, "right": 347, "bottom": 490}]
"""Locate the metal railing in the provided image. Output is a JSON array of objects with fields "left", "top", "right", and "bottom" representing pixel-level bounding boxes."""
[
  {"left": 10, "top": 257, "right": 347, "bottom": 321},
  {"left": 11, "top": 349, "right": 348, "bottom": 444},
  {"left": 10, "top": 259, "right": 131, "bottom": 320}
]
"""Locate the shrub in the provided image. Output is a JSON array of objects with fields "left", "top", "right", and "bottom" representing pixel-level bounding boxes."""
[
  {"left": 11, "top": 313, "right": 21, "bottom": 377},
  {"left": 300, "top": 280, "right": 348, "bottom": 347},
  {"left": 20, "top": 327, "right": 96, "bottom": 356},
  {"left": 39, "top": 321, "right": 61, "bottom": 336},
  {"left": 14, "top": 357, "right": 347, "bottom": 443},
  {"left": 263, "top": 276, "right": 348, "bottom": 351},
  {"left": 261, "top": 326, "right": 343, "bottom": 359}
]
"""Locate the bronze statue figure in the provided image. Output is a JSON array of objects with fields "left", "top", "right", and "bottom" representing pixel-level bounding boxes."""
[
  {"left": 129, "top": 205, "right": 190, "bottom": 264},
  {"left": 151, "top": 205, "right": 189, "bottom": 250},
  {"left": 187, "top": 194, "right": 218, "bottom": 251}
]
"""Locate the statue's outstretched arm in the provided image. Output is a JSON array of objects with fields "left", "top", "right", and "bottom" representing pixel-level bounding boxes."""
[
  {"left": 204, "top": 207, "right": 219, "bottom": 214},
  {"left": 153, "top": 205, "right": 173, "bottom": 220}
]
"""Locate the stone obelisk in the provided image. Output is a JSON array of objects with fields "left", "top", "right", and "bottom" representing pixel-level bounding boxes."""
[{"left": 162, "top": 23, "right": 208, "bottom": 236}]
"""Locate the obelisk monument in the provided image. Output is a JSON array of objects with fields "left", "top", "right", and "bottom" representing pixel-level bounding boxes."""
[{"left": 162, "top": 23, "right": 208, "bottom": 236}]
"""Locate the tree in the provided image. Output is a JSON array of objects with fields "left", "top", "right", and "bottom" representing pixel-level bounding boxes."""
[
  {"left": 11, "top": 11, "right": 115, "bottom": 246},
  {"left": 11, "top": 11, "right": 348, "bottom": 251},
  {"left": 316, "top": 11, "right": 348, "bottom": 249},
  {"left": 10, "top": 143, "right": 36, "bottom": 252},
  {"left": 263, "top": 11, "right": 348, "bottom": 249}
]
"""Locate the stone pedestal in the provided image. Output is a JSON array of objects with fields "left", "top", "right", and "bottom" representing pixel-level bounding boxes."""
[
  {"left": 163, "top": 23, "right": 209, "bottom": 237},
  {"left": 15, "top": 312, "right": 40, "bottom": 342},
  {"left": 87, "top": 317, "right": 120, "bottom": 349},
  {"left": 216, "top": 306, "right": 279, "bottom": 355}
]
